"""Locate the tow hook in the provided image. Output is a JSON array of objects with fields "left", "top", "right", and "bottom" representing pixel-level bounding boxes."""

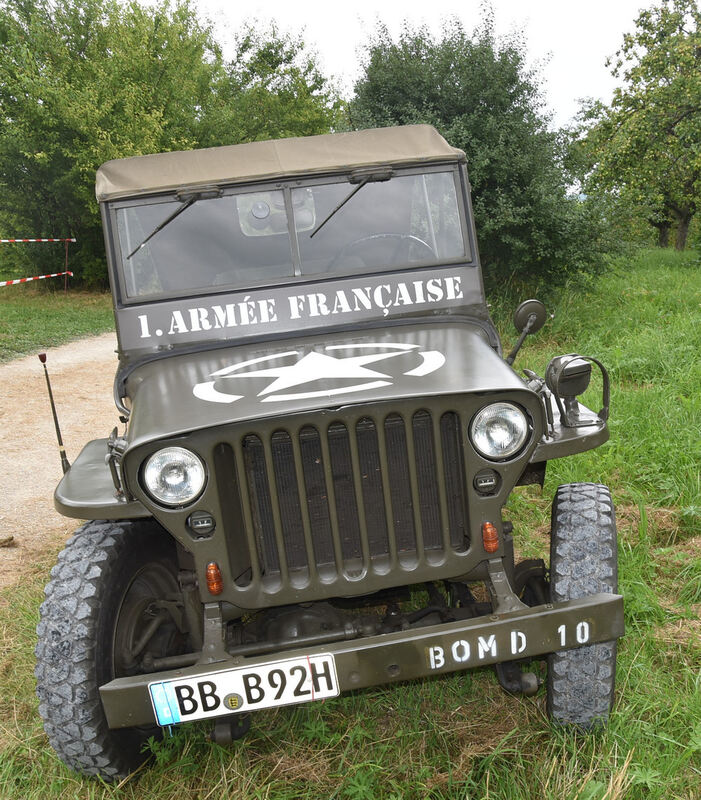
[
  {"left": 495, "top": 661, "right": 541, "bottom": 696},
  {"left": 210, "top": 714, "right": 251, "bottom": 745}
]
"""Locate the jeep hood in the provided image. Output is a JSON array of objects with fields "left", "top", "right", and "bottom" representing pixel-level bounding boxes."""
[{"left": 124, "top": 321, "right": 527, "bottom": 450}]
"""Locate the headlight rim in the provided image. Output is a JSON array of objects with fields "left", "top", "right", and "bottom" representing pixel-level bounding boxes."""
[
  {"left": 469, "top": 401, "right": 531, "bottom": 462},
  {"left": 141, "top": 445, "right": 207, "bottom": 508}
]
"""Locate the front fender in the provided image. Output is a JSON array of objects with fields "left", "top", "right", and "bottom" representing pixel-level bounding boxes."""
[{"left": 54, "top": 438, "right": 149, "bottom": 520}]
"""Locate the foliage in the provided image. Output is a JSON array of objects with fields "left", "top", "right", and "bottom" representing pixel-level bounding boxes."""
[
  {"left": 199, "top": 28, "right": 342, "bottom": 148},
  {"left": 349, "top": 17, "right": 611, "bottom": 291},
  {"left": 574, "top": 0, "right": 701, "bottom": 250},
  {"left": 0, "top": 0, "right": 340, "bottom": 286}
]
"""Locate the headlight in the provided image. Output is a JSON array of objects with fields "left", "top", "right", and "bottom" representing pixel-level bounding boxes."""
[
  {"left": 142, "top": 447, "right": 206, "bottom": 506},
  {"left": 470, "top": 403, "right": 529, "bottom": 460}
]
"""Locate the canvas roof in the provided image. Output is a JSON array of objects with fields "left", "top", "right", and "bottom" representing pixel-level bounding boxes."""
[{"left": 95, "top": 125, "right": 465, "bottom": 202}]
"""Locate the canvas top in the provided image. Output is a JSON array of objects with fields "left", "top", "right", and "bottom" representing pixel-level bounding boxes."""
[{"left": 95, "top": 125, "right": 465, "bottom": 201}]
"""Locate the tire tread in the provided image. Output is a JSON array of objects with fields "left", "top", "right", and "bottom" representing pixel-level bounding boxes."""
[
  {"left": 547, "top": 483, "right": 618, "bottom": 729},
  {"left": 35, "top": 519, "right": 162, "bottom": 780}
]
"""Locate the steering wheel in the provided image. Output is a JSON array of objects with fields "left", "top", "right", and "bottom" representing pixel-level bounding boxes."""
[{"left": 328, "top": 233, "right": 436, "bottom": 270}]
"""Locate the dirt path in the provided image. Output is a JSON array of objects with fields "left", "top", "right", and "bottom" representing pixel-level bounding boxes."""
[{"left": 0, "top": 333, "right": 118, "bottom": 590}]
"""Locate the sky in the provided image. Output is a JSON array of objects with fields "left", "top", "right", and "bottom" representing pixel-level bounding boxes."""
[{"left": 196, "top": 0, "right": 649, "bottom": 129}]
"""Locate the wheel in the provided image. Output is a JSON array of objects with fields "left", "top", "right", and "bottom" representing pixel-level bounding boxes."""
[
  {"left": 35, "top": 520, "right": 190, "bottom": 781},
  {"left": 329, "top": 233, "right": 436, "bottom": 269},
  {"left": 547, "top": 483, "right": 617, "bottom": 729}
]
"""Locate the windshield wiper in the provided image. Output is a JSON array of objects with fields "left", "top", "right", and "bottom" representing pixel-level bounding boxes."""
[
  {"left": 126, "top": 186, "right": 221, "bottom": 259},
  {"left": 309, "top": 167, "right": 393, "bottom": 239}
]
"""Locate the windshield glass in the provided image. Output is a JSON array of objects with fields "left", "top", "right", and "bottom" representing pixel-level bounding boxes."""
[{"left": 114, "top": 169, "right": 468, "bottom": 300}]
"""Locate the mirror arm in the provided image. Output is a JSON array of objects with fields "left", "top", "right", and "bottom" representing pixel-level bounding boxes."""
[{"left": 505, "top": 312, "right": 537, "bottom": 365}]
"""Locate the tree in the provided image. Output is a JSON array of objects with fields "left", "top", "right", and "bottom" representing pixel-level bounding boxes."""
[
  {"left": 577, "top": 0, "right": 701, "bottom": 250},
  {"left": 0, "top": 0, "right": 340, "bottom": 285},
  {"left": 200, "top": 28, "right": 342, "bottom": 148},
  {"left": 349, "top": 17, "right": 609, "bottom": 289}
]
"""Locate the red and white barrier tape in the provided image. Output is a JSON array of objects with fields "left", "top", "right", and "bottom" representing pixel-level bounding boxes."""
[
  {"left": 0, "top": 237, "right": 76, "bottom": 243},
  {"left": 1, "top": 270, "right": 73, "bottom": 287}
]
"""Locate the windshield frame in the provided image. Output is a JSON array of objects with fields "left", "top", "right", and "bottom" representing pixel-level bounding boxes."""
[{"left": 107, "top": 163, "right": 475, "bottom": 307}]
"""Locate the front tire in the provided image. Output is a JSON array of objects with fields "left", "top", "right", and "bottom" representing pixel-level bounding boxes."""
[
  {"left": 547, "top": 483, "right": 618, "bottom": 729},
  {"left": 35, "top": 520, "right": 189, "bottom": 781}
]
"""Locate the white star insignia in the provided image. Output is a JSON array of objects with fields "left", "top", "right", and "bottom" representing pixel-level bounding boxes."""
[
  {"left": 193, "top": 343, "right": 445, "bottom": 404},
  {"left": 223, "top": 349, "right": 409, "bottom": 396}
]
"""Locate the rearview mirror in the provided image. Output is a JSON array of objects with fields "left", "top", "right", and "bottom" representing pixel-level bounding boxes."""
[
  {"left": 506, "top": 299, "right": 547, "bottom": 365},
  {"left": 513, "top": 299, "right": 547, "bottom": 334}
]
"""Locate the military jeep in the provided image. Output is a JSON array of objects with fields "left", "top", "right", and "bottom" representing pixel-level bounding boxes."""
[{"left": 36, "top": 125, "right": 623, "bottom": 780}]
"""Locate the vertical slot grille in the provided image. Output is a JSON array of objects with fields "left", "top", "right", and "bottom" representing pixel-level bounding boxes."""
[
  {"left": 440, "top": 412, "right": 469, "bottom": 547},
  {"left": 327, "top": 423, "right": 363, "bottom": 565},
  {"left": 383, "top": 413, "right": 416, "bottom": 554},
  {"left": 356, "top": 418, "right": 389, "bottom": 557},
  {"left": 298, "top": 425, "right": 335, "bottom": 568},
  {"left": 413, "top": 410, "right": 443, "bottom": 550},
  {"left": 238, "top": 409, "right": 469, "bottom": 588}
]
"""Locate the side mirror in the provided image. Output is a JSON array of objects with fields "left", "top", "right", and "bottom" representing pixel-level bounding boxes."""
[
  {"left": 512, "top": 299, "right": 547, "bottom": 335},
  {"left": 506, "top": 299, "right": 547, "bottom": 365}
]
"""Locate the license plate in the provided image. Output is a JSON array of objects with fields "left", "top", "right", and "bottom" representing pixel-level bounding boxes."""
[{"left": 148, "top": 653, "right": 339, "bottom": 725}]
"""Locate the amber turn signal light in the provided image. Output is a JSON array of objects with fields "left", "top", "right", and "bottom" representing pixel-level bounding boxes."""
[
  {"left": 205, "top": 561, "right": 223, "bottom": 595},
  {"left": 482, "top": 522, "right": 499, "bottom": 553}
]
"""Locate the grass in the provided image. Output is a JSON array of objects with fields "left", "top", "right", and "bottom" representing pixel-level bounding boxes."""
[
  {"left": 495, "top": 248, "right": 701, "bottom": 534},
  {"left": 1, "top": 248, "right": 700, "bottom": 798},
  {"left": 0, "top": 284, "right": 113, "bottom": 362}
]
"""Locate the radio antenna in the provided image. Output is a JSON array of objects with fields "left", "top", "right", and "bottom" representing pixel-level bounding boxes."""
[{"left": 38, "top": 353, "right": 70, "bottom": 474}]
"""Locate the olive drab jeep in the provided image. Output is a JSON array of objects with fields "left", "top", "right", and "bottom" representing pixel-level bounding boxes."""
[{"left": 35, "top": 125, "right": 623, "bottom": 781}]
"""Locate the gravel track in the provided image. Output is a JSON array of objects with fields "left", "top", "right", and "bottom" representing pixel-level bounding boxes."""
[{"left": 0, "top": 333, "right": 118, "bottom": 590}]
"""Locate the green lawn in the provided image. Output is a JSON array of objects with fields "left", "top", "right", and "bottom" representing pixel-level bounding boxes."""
[
  {"left": 1, "top": 249, "right": 699, "bottom": 799},
  {"left": 0, "top": 286, "right": 113, "bottom": 362}
]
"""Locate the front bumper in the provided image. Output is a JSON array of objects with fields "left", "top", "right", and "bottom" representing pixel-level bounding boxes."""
[{"left": 100, "top": 592, "right": 623, "bottom": 729}]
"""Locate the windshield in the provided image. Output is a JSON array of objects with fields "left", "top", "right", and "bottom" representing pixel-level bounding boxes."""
[{"left": 114, "top": 169, "right": 468, "bottom": 301}]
